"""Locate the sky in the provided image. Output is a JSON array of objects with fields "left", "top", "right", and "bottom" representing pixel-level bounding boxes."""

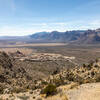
[{"left": 0, "top": 0, "right": 100, "bottom": 36}]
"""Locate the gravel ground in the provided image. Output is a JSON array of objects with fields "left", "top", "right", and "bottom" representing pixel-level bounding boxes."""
[{"left": 66, "top": 83, "right": 100, "bottom": 100}]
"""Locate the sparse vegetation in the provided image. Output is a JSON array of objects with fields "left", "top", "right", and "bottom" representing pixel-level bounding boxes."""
[
  {"left": 0, "top": 45, "right": 100, "bottom": 99},
  {"left": 0, "top": 86, "right": 4, "bottom": 94},
  {"left": 41, "top": 84, "right": 57, "bottom": 96},
  {"left": 17, "top": 95, "right": 30, "bottom": 100},
  {"left": 11, "top": 87, "right": 27, "bottom": 93}
]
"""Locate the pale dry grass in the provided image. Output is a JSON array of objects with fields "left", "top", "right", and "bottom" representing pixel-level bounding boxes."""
[
  {"left": 6, "top": 43, "right": 67, "bottom": 47},
  {"left": 0, "top": 48, "right": 34, "bottom": 55},
  {"left": 58, "top": 82, "right": 79, "bottom": 91},
  {"left": 66, "top": 83, "right": 100, "bottom": 100}
]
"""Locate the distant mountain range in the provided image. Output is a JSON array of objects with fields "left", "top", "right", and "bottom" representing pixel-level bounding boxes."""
[
  {"left": 30, "top": 31, "right": 85, "bottom": 43},
  {"left": 30, "top": 28, "right": 100, "bottom": 44},
  {"left": 0, "top": 28, "right": 100, "bottom": 44}
]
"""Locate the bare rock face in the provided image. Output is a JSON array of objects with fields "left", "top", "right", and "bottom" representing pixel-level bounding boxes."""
[{"left": 0, "top": 52, "right": 33, "bottom": 94}]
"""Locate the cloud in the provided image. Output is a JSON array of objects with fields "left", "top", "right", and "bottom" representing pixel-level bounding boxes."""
[
  {"left": 0, "top": 26, "right": 38, "bottom": 36},
  {"left": 89, "top": 20, "right": 100, "bottom": 26},
  {"left": 0, "top": 20, "right": 100, "bottom": 36},
  {"left": 85, "top": 20, "right": 100, "bottom": 29},
  {"left": 31, "top": 23, "right": 47, "bottom": 26},
  {"left": 0, "top": 23, "right": 68, "bottom": 36}
]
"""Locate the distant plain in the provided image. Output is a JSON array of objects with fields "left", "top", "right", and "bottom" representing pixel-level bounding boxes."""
[{"left": 0, "top": 43, "right": 100, "bottom": 65}]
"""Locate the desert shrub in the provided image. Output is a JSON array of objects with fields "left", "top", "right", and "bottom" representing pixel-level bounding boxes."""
[
  {"left": 41, "top": 84, "right": 57, "bottom": 96},
  {"left": 89, "top": 60, "right": 94, "bottom": 66},
  {"left": 0, "top": 86, "right": 4, "bottom": 94},
  {"left": 66, "top": 72, "right": 75, "bottom": 81},
  {"left": 95, "top": 74, "right": 100, "bottom": 82},
  {"left": 83, "top": 64, "right": 87, "bottom": 68},
  {"left": 94, "top": 65, "right": 99, "bottom": 68},
  {"left": 87, "top": 64, "right": 92, "bottom": 70},
  {"left": 11, "top": 87, "right": 27, "bottom": 93},
  {"left": 41, "top": 81, "right": 48, "bottom": 85},
  {"left": 52, "top": 69, "right": 59, "bottom": 75},
  {"left": 75, "top": 76, "right": 84, "bottom": 84},
  {"left": 91, "top": 71, "right": 95, "bottom": 76},
  {"left": 96, "top": 58, "right": 99, "bottom": 63}
]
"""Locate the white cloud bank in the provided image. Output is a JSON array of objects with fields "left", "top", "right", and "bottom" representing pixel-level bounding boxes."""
[{"left": 0, "top": 20, "right": 100, "bottom": 36}]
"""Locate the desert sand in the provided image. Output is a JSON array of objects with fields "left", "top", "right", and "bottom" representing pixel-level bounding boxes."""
[{"left": 67, "top": 83, "right": 100, "bottom": 100}]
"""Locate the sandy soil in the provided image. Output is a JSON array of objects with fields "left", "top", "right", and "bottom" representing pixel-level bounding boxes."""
[
  {"left": 3, "top": 43, "right": 67, "bottom": 47},
  {"left": 67, "top": 83, "right": 100, "bottom": 100}
]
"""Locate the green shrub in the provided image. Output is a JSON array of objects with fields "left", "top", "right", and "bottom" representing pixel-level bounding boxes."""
[
  {"left": 41, "top": 81, "right": 48, "bottom": 85},
  {"left": 83, "top": 64, "right": 87, "bottom": 68},
  {"left": 94, "top": 65, "right": 99, "bottom": 68},
  {"left": 41, "top": 84, "right": 57, "bottom": 96}
]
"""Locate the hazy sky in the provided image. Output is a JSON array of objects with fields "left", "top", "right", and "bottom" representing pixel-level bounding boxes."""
[{"left": 0, "top": 0, "right": 100, "bottom": 36}]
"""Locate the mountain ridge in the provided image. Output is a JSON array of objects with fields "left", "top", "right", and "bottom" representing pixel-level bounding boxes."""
[
  {"left": 30, "top": 28, "right": 100, "bottom": 44},
  {"left": 0, "top": 28, "right": 100, "bottom": 44}
]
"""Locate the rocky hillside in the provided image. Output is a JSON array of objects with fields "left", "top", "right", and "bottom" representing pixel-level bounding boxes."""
[
  {"left": 47, "top": 58, "right": 100, "bottom": 86},
  {"left": 0, "top": 51, "right": 76, "bottom": 95},
  {"left": 0, "top": 52, "right": 33, "bottom": 94},
  {"left": 0, "top": 57, "right": 100, "bottom": 100}
]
